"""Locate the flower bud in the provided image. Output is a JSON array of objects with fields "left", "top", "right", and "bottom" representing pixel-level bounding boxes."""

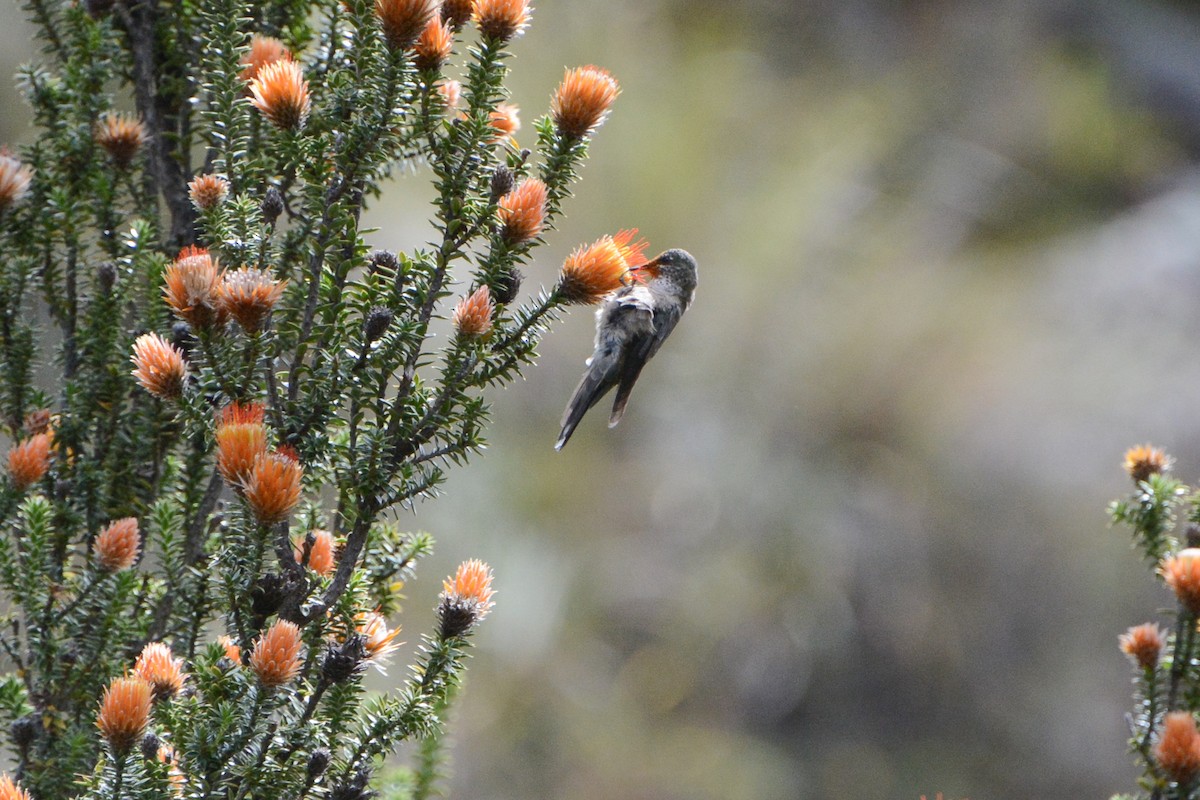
[
  {"left": 1124, "top": 444, "right": 1171, "bottom": 484},
  {"left": 140, "top": 732, "right": 161, "bottom": 761},
  {"left": 262, "top": 186, "right": 285, "bottom": 224},
  {"left": 307, "top": 748, "right": 331, "bottom": 780},
  {"left": 321, "top": 634, "right": 367, "bottom": 684},
  {"left": 364, "top": 306, "right": 394, "bottom": 343},
  {"left": 489, "top": 166, "right": 515, "bottom": 201},
  {"left": 493, "top": 268, "right": 523, "bottom": 305},
  {"left": 97, "top": 262, "right": 117, "bottom": 295}
]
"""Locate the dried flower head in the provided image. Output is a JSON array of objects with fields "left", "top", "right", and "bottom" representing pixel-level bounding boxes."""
[
  {"left": 375, "top": 0, "right": 440, "bottom": 49},
  {"left": 0, "top": 152, "right": 32, "bottom": 214},
  {"left": 498, "top": 177, "right": 547, "bottom": 244},
  {"left": 249, "top": 59, "right": 311, "bottom": 130},
  {"left": 218, "top": 268, "right": 286, "bottom": 334},
  {"left": 131, "top": 332, "right": 189, "bottom": 399},
  {"left": 218, "top": 635, "right": 241, "bottom": 664},
  {"left": 1164, "top": 549, "right": 1200, "bottom": 616},
  {"left": 164, "top": 246, "right": 224, "bottom": 330},
  {"left": 250, "top": 620, "right": 303, "bottom": 687},
  {"left": 558, "top": 229, "right": 649, "bottom": 304},
  {"left": 441, "top": 0, "right": 473, "bottom": 28},
  {"left": 96, "top": 676, "right": 152, "bottom": 754},
  {"left": 240, "top": 34, "right": 291, "bottom": 84},
  {"left": 489, "top": 102, "right": 520, "bottom": 141},
  {"left": 295, "top": 529, "right": 336, "bottom": 576},
  {"left": 22, "top": 409, "right": 51, "bottom": 437},
  {"left": 94, "top": 113, "right": 146, "bottom": 169},
  {"left": 0, "top": 775, "right": 31, "bottom": 800},
  {"left": 438, "top": 79, "right": 462, "bottom": 111},
  {"left": 415, "top": 17, "right": 454, "bottom": 72},
  {"left": 94, "top": 517, "right": 140, "bottom": 572},
  {"left": 473, "top": 0, "right": 530, "bottom": 41},
  {"left": 1124, "top": 444, "right": 1171, "bottom": 485},
  {"left": 1119, "top": 622, "right": 1165, "bottom": 670},
  {"left": 1159, "top": 711, "right": 1200, "bottom": 784},
  {"left": 244, "top": 450, "right": 303, "bottom": 525},
  {"left": 552, "top": 65, "right": 620, "bottom": 139},
  {"left": 7, "top": 433, "right": 52, "bottom": 491},
  {"left": 452, "top": 285, "right": 495, "bottom": 338},
  {"left": 356, "top": 611, "right": 402, "bottom": 667},
  {"left": 134, "top": 642, "right": 186, "bottom": 700},
  {"left": 438, "top": 559, "right": 495, "bottom": 637},
  {"left": 188, "top": 174, "right": 230, "bottom": 210}
]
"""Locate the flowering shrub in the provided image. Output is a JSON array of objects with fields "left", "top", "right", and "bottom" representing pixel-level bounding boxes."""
[{"left": 0, "top": 0, "right": 640, "bottom": 796}]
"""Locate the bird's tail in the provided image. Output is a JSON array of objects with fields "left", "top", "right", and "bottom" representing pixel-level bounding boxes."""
[{"left": 555, "top": 351, "right": 618, "bottom": 450}]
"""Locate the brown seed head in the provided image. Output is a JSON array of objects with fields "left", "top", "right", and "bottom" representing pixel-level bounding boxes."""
[
  {"left": 96, "top": 676, "right": 152, "bottom": 754},
  {"left": 498, "top": 177, "right": 547, "bottom": 244},
  {"left": 295, "top": 529, "right": 336, "bottom": 576},
  {"left": 94, "top": 113, "right": 146, "bottom": 169},
  {"left": 452, "top": 285, "right": 495, "bottom": 338},
  {"left": 218, "top": 268, "right": 286, "bottom": 334},
  {"left": 249, "top": 59, "right": 311, "bottom": 130},
  {"left": 131, "top": 332, "right": 189, "bottom": 399},
  {"left": 473, "top": 0, "right": 530, "bottom": 41},
  {"left": 488, "top": 102, "right": 520, "bottom": 141},
  {"left": 164, "top": 246, "right": 225, "bottom": 330},
  {"left": 240, "top": 34, "right": 292, "bottom": 84},
  {"left": 356, "top": 611, "right": 402, "bottom": 665},
  {"left": 0, "top": 775, "right": 31, "bottom": 800},
  {"left": 438, "top": 79, "right": 462, "bottom": 111},
  {"left": 441, "top": 0, "right": 473, "bottom": 28},
  {"left": 1159, "top": 711, "right": 1200, "bottom": 784},
  {"left": 1119, "top": 622, "right": 1165, "bottom": 670},
  {"left": 552, "top": 65, "right": 620, "bottom": 139},
  {"left": 250, "top": 620, "right": 303, "bottom": 687},
  {"left": 375, "top": 0, "right": 440, "bottom": 49},
  {"left": 415, "top": 17, "right": 454, "bottom": 72},
  {"left": 1124, "top": 444, "right": 1171, "bottom": 485},
  {"left": 133, "top": 642, "right": 186, "bottom": 700},
  {"left": 0, "top": 152, "right": 32, "bottom": 214},
  {"left": 188, "top": 174, "right": 230, "bottom": 211},
  {"left": 244, "top": 450, "right": 303, "bottom": 525},
  {"left": 94, "top": 517, "right": 140, "bottom": 572},
  {"left": 1164, "top": 549, "right": 1200, "bottom": 616},
  {"left": 23, "top": 408, "right": 52, "bottom": 437},
  {"left": 7, "top": 434, "right": 52, "bottom": 491},
  {"left": 558, "top": 229, "right": 648, "bottom": 304}
]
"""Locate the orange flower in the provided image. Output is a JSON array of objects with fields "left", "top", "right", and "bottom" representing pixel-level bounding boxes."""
[
  {"left": 218, "top": 634, "right": 242, "bottom": 664},
  {"left": 1124, "top": 444, "right": 1171, "bottom": 485},
  {"left": 131, "top": 332, "right": 189, "bottom": 399},
  {"left": 94, "top": 113, "right": 146, "bottom": 169},
  {"left": 188, "top": 174, "right": 229, "bottom": 210},
  {"left": 134, "top": 642, "right": 186, "bottom": 700},
  {"left": 497, "top": 177, "right": 547, "bottom": 244},
  {"left": 1119, "top": 622, "right": 1165, "bottom": 670},
  {"left": 375, "top": 0, "right": 440, "bottom": 49},
  {"left": 356, "top": 611, "right": 401, "bottom": 666},
  {"left": 240, "top": 34, "right": 291, "bottom": 84},
  {"left": 94, "top": 517, "right": 140, "bottom": 572},
  {"left": 415, "top": 17, "right": 453, "bottom": 72},
  {"left": 295, "top": 529, "right": 336, "bottom": 576},
  {"left": 558, "top": 229, "right": 648, "bottom": 304},
  {"left": 218, "top": 268, "right": 286, "bottom": 334},
  {"left": 452, "top": 285, "right": 494, "bottom": 338},
  {"left": 0, "top": 775, "right": 31, "bottom": 800},
  {"left": 441, "top": 0, "right": 473, "bottom": 29},
  {"left": 249, "top": 59, "right": 311, "bottom": 130},
  {"left": 243, "top": 450, "right": 303, "bottom": 525},
  {"left": 216, "top": 405, "right": 268, "bottom": 488},
  {"left": 438, "top": 79, "right": 462, "bottom": 111},
  {"left": 473, "top": 0, "right": 530, "bottom": 41},
  {"left": 0, "top": 151, "right": 33, "bottom": 213},
  {"left": 551, "top": 65, "right": 620, "bottom": 139},
  {"left": 7, "top": 433, "right": 51, "bottom": 491},
  {"left": 1159, "top": 712, "right": 1200, "bottom": 784},
  {"left": 96, "top": 676, "right": 152, "bottom": 753},
  {"left": 1164, "top": 549, "right": 1200, "bottom": 615},
  {"left": 163, "top": 246, "right": 224, "bottom": 330},
  {"left": 488, "top": 102, "right": 520, "bottom": 141},
  {"left": 250, "top": 620, "right": 303, "bottom": 687},
  {"left": 438, "top": 559, "right": 495, "bottom": 637}
]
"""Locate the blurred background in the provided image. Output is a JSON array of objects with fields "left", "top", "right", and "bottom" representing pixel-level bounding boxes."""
[{"left": 8, "top": 0, "right": 1200, "bottom": 797}]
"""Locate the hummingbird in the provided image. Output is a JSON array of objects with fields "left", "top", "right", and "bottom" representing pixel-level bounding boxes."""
[{"left": 555, "top": 249, "right": 698, "bottom": 450}]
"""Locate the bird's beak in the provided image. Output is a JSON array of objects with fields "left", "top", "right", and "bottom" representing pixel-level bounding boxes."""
[{"left": 628, "top": 255, "right": 661, "bottom": 281}]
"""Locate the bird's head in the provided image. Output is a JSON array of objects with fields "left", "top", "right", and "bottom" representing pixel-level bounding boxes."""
[{"left": 629, "top": 248, "right": 698, "bottom": 293}]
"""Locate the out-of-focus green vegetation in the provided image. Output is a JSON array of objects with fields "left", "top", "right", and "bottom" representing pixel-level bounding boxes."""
[{"left": 5, "top": 1, "right": 1200, "bottom": 797}]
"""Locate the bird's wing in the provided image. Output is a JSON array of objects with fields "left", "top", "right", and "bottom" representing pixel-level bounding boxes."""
[{"left": 608, "top": 298, "right": 685, "bottom": 427}]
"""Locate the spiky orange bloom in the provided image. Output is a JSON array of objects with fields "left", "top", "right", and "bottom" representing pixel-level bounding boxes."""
[
  {"left": 218, "top": 635, "right": 241, "bottom": 664},
  {"left": 216, "top": 417, "right": 268, "bottom": 489},
  {"left": 249, "top": 59, "right": 311, "bottom": 130},
  {"left": 488, "top": 102, "right": 520, "bottom": 141},
  {"left": 164, "top": 246, "right": 224, "bottom": 330},
  {"left": 1120, "top": 622, "right": 1165, "bottom": 670},
  {"left": 295, "top": 529, "right": 336, "bottom": 576},
  {"left": 250, "top": 620, "right": 303, "bottom": 687},
  {"left": 7, "top": 433, "right": 52, "bottom": 491},
  {"left": 1164, "top": 549, "right": 1200, "bottom": 615},
  {"left": 240, "top": 34, "right": 291, "bottom": 84},
  {"left": 188, "top": 174, "right": 229, "bottom": 210},
  {"left": 134, "top": 642, "right": 186, "bottom": 700},
  {"left": 131, "top": 332, "right": 189, "bottom": 399},
  {"left": 438, "top": 79, "right": 462, "bottom": 110},
  {"left": 1159, "top": 712, "right": 1200, "bottom": 784},
  {"left": 375, "top": 0, "right": 440, "bottom": 49},
  {"left": 414, "top": 17, "right": 454, "bottom": 72},
  {"left": 1125, "top": 444, "right": 1171, "bottom": 485},
  {"left": 0, "top": 775, "right": 31, "bottom": 800},
  {"left": 552, "top": 65, "right": 620, "bottom": 139},
  {"left": 558, "top": 229, "right": 648, "bottom": 304},
  {"left": 473, "top": 0, "right": 530, "bottom": 41},
  {"left": 218, "top": 268, "right": 286, "bottom": 334},
  {"left": 244, "top": 450, "right": 303, "bottom": 525},
  {"left": 94, "top": 113, "right": 146, "bottom": 169},
  {"left": 220, "top": 400, "right": 265, "bottom": 427},
  {"left": 441, "top": 0, "right": 473, "bottom": 29},
  {"left": 0, "top": 152, "right": 32, "bottom": 213},
  {"left": 356, "top": 611, "right": 402, "bottom": 664},
  {"left": 96, "top": 676, "right": 152, "bottom": 753},
  {"left": 445, "top": 559, "right": 495, "bottom": 610},
  {"left": 452, "top": 285, "right": 494, "bottom": 338},
  {"left": 498, "top": 177, "right": 547, "bottom": 244},
  {"left": 94, "top": 517, "right": 140, "bottom": 572}
]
